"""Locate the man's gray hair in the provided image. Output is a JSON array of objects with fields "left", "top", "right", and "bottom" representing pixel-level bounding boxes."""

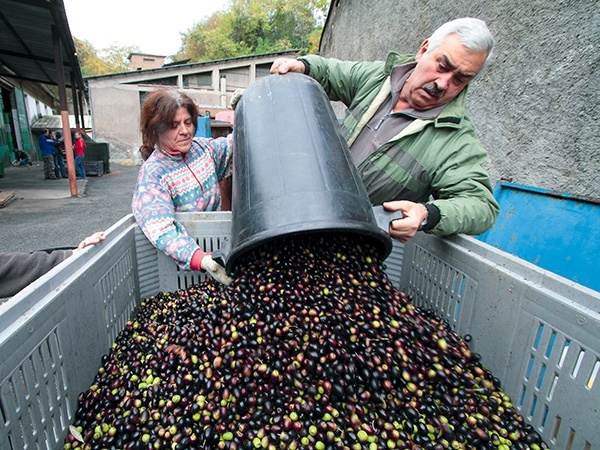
[{"left": 427, "top": 18, "right": 495, "bottom": 70}]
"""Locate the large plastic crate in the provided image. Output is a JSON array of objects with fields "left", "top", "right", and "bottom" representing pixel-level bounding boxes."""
[
  {"left": 84, "top": 161, "right": 103, "bottom": 177},
  {"left": 0, "top": 213, "right": 598, "bottom": 449},
  {"left": 84, "top": 142, "right": 110, "bottom": 174},
  {"left": 0, "top": 213, "right": 230, "bottom": 450},
  {"left": 401, "top": 233, "right": 599, "bottom": 449}
]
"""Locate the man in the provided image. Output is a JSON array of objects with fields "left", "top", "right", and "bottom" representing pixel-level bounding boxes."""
[
  {"left": 53, "top": 131, "right": 67, "bottom": 179},
  {"left": 38, "top": 129, "right": 57, "bottom": 180},
  {"left": 270, "top": 17, "right": 499, "bottom": 243},
  {"left": 16, "top": 149, "right": 32, "bottom": 166},
  {"left": 0, "top": 232, "right": 105, "bottom": 298}
]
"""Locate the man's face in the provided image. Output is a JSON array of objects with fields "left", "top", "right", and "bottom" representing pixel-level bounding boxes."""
[{"left": 402, "top": 34, "right": 487, "bottom": 110}]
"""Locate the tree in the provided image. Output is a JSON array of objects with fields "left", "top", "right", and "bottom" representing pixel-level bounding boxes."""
[
  {"left": 74, "top": 37, "right": 110, "bottom": 76},
  {"left": 100, "top": 44, "right": 141, "bottom": 74},
  {"left": 73, "top": 37, "right": 140, "bottom": 76},
  {"left": 73, "top": 1, "right": 328, "bottom": 72},
  {"left": 175, "top": 0, "right": 328, "bottom": 62},
  {"left": 175, "top": 13, "right": 242, "bottom": 62}
]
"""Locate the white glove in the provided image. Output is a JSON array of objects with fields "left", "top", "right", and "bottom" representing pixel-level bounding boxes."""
[
  {"left": 200, "top": 254, "right": 233, "bottom": 286},
  {"left": 229, "top": 88, "right": 245, "bottom": 110}
]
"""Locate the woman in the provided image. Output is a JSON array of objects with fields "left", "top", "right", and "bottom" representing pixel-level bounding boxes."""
[
  {"left": 73, "top": 131, "right": 86, "bottom": 179},
  {"left": 132, "top": 89, "right": 233, "bottom": 285}
]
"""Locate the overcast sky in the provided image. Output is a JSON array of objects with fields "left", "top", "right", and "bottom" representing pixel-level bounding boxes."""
[{"left": 63, "top": 0, "right": 230, "bottom": 57}]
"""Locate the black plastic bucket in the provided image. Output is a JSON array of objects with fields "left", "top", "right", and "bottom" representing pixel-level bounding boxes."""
[{"left": 225, "top": 73, "right": 392, "bottom": 273}]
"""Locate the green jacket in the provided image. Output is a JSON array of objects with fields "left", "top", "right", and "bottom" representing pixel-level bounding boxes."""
[{"left": 300, "top": 53, "right": 499, "bottom": 236}]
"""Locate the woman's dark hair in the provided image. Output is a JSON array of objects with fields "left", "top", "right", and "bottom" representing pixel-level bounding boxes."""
[{"left": 139, "top": 89, "right": 199, "bottom": 160}]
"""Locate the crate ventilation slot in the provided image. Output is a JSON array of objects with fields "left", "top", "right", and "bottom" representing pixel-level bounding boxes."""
[
  {"left": 551, "top": 419, "right": 591, "bottom": 450},
  {"left": 519, "top": 321, "right": 599, "bottom": 448},
  {"left": 135, "top": 227, "right": 161, "bottom": 298},
  {"left": 407, "top": 244, "right": 473, "bottom": 329},
  {"left": 1, "top": 327, "right": 68, "bottom": 449},
  {"left": 99, "top": 249, "right": 137, "bottom": 344},
  {"left": 0, "top": 394, "right": 6, "bottom": 426},
  {"left": 588, "top": 360, "right": 599, "bottom": 390},
  {"left": 175, "top": 236, "right": 224, "bottom": 290}
]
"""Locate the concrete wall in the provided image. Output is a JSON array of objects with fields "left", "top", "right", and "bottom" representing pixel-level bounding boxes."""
[
  {"left": 88, "top": 85, "right": 142, "bottom": 161},
  {"left": 129, "top": 53, "right": 166, "bottom": 71},
  {"left": 88, "top": 84, "right": 227, "bottom": 162},
  {"left": 87, "top": 51, "right": 297, "bottom": 162},
  {"left": 319, "top": 0, "right": 599, "bottom": 199}
]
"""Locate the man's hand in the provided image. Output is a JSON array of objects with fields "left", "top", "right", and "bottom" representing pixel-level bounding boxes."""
[
  {"left": 75, "top": 231, "right": 105, "bottom": 251},
  {"left": 201, "top": 254, "right": 233, "bottom": 286},
  {"left": 270, "top": 58, "right": 306, "bottom": 75},
  {"left": 383, "top": 201, "right": 428, "bottom": 243},
  {"left": 229, "top": 88, "right": 245, "bottom": 110}
]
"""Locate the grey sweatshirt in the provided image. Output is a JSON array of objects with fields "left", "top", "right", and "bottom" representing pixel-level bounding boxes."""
[{"left": 0, "top": 249, "right": 73, "bottom": 298}]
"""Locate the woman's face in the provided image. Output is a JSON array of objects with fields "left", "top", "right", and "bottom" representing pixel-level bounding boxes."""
[{"left": 160, "top": 107, "right": 194, "bottom": 153}]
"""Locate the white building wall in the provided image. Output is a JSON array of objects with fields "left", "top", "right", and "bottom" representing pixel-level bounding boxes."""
[
  {"left": 87, "top": 52, "right": 297, "bottom": 162},
  {"left": 23, "top": 94, "right": 38, "bottom": 125}
]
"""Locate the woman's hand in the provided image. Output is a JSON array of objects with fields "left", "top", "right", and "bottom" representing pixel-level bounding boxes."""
[{"left": 201, "top": 254, "right": 233, "bottom": 286}]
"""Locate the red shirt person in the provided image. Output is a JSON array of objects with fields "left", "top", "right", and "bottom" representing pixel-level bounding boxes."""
[{"left": 73, "top": 131, "right": 87, "bottom": 179}]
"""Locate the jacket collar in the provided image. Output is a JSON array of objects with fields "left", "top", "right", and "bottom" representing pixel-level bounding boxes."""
[{"left": 157, "top": 145, "right": 185, "bottom": 161}]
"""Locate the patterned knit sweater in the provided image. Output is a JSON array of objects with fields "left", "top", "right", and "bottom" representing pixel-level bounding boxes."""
[{"left": 132, "top": 136, "right": 233, "bottom": 270}]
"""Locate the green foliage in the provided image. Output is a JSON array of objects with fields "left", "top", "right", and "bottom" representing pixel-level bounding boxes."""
[
  {"left": 74, "top": 37, "right": 140, "bottom": 77},
  {"left": 175, "top": 0, "right": 327, "bottom": 62},
  {"left": 176, "top": 13, "right": 243, "bottom": 62},
  {"left": 100, "top": 44, "right": 141, "bottom": 74},
  {"left": 74, "top": 37, "right": 108, "bottom": 76},
  {"left": 73, "top": 1, "right": 328, "bottom": 74}
]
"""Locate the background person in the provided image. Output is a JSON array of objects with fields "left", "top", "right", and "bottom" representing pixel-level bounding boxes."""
[
  {"left": 270, "top": 17, "right": 499, "bottom": 243},
  {"left": 15, "top": 149, "right": 32, "bottom": 166},
  {"left": 0, "top": 232, "right": 105, "bottom": 298},
  {"left": 73, "top": 130, "right": 87, "bottom": 179},
  {"left": 53, "top": 130, "right": 67, "bottom": 179},
  {"left": 38, "top": 128, "right": 57, "bottom": 179},
  {"left": 132, "top": 88, "right": 233, "bottom": 285}
]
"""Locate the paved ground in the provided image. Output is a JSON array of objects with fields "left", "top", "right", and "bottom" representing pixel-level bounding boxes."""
[{"left": 0, "top": 161, "right": 140, "bottom": 253}]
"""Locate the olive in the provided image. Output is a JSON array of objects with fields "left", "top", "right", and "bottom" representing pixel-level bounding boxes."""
[{"left": 63, "top": 234, "right": 548, "bottom": 449}]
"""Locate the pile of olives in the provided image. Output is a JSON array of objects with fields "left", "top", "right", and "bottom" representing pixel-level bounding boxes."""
[{"left": 64, "top": 233, "right": 547, "bottom": 449}]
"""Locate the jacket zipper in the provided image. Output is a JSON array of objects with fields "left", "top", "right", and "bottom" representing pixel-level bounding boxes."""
[{"left": 182, "top": 156, "right": 204, "bottom": 192}]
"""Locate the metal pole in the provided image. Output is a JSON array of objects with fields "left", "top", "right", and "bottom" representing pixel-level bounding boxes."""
[
  {"left": 78, "top": 90, "right": 86, "bottom": 130},
  {"left": 71, "top": 75, "right": 80, "bottom": 130},
  {"left": 52, "top": 25, "right": 78, "bottom": 197}
]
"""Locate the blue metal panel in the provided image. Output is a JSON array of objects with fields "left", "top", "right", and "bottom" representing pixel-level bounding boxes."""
[
  {"left": 195, "top": 116, "right": 211, "bottom": 138},
  {"left": 477, "top": 182, "right": 600, "bottom": 292}
]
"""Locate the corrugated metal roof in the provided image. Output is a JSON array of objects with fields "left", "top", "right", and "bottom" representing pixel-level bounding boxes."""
[
  {"left": 0, "top": 0, "right": 85, "bottom": 92},
  {"left": 30, "top": 114, "right": 92, "bottom": 130}
]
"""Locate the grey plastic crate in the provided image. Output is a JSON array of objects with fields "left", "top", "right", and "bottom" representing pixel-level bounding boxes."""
[
  {"left": 0, "top": 213, "right": 231, "bottom": 450},
  {"left": 0, "top": 216, "right": 138, "bottom": 450},
  {"left": 84, "top": 161, "right": 103, "bottom": 177},
  {"left": 401, "top": 233, "right": 600, "bottom": 449},
  {"left": 0, "top": 212, "right": 598, "bottom": 449}
]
